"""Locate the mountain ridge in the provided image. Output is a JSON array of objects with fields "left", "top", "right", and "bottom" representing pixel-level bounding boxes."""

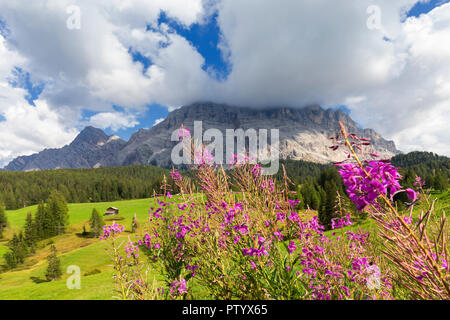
[
  {"left": 3, "top": 102, "right": 400, "bottom": 171},
  {"left": 4, "top": 126, "right": 126, "bottom": 171}
]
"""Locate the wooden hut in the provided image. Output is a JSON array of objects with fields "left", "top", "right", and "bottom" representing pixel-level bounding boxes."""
[{"left": 104, "top": 207, "right": 119, "bottom": 216}]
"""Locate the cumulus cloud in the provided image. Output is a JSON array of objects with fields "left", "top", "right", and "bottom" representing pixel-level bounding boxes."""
[
  {"left": 0, "top": 90, "right": 78, "bottom": 166},
  {"left": 87, "top": 111, "right": 139, "bottom": 131},
  {"left": 0, "top": 0, "right": 205, "bottom": 165},
  {"left": 0, "top": 0, "right": 449, "bottom": 163},
  {"left": 213, "top": 0, "right": 450, "bottom": 156},
  {"left": 0, "top": 34, "right": 78, "bottom": 166},
  {"left": 344, "top": 3, "right": 450, "bottom": 155}
]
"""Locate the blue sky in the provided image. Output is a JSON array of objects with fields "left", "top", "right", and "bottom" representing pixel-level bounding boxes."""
[
  {"left": 407, "top": 0, "right": 450, "bottom": 17},
  {"left": 110, "top": 11, "right": 232, "bottom": 141}
]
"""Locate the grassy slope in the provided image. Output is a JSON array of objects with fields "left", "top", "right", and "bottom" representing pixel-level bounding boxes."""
[
  {"left": 0, "top": 198, "right": 160, "bottom": 300},
  {"left": 0, "top": 190, "right": 448, "bottom": 300}
]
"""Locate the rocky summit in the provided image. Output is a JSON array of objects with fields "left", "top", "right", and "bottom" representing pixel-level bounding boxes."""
[
  {"left": 4, "top": 126, "right": 126, "bottom": 171},
  {"left": 3, "top": 103, "right": 399, "bottom": 171}
]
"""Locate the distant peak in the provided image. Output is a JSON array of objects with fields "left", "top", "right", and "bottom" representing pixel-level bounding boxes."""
[{"left": 71, "top": 126, "right": 109, "bottom": 146}]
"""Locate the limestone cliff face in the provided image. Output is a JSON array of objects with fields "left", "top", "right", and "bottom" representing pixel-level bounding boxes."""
[
  {"left": 117, "top": 102, "right": 399, "bottom": 167},
  {"left": 3, "top": 103, "right": 399, "bottom": 171}
]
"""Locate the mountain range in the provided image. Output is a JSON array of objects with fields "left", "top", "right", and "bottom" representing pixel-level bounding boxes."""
[{"left": 3, "top": 102, "right": 399, "bottom": 171}]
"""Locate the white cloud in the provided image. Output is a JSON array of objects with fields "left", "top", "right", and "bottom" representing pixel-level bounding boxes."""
[
  {"left": 0, "top": 34, "right": 78, "bottom": 166},
  {"left": 0, "top": 0, "right": 204, "bottom": 165},
  {"left": 209, "top": 0, "right": 449, "bottom": 156},
  {"left": 344, "top": 3, "right": 450, "bottom": 156},
  {"left": 0, "top": 0, "right": 206, "bottom": 112},
  {"left": 0, "top": 93, "right": 78, "bottom": 166},
  {"left": 0, "top": 0, "right": 450, "bottom": 162},
  {"left": 88, "top": 111, "right": 139, "bottom": 131}
]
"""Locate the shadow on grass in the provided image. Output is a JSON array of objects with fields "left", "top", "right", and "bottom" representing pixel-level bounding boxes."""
[
  {"left": 75, "top": 231, "right": 97, "bottom": 239},
  {"left": 30, "top": 276, "right": 49, "bottom": 284}
]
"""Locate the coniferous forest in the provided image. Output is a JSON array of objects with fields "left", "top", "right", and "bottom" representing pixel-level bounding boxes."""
[
  {"left": 0, "top": 152, "right": 448, "bottom": 213},
  {"left": 0, "top": 165, "right": 170, "bottom": 210}
]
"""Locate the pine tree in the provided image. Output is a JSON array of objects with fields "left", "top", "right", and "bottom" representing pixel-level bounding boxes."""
[
  {"left": 47, "top": 190, "right": 69, "bottom": 236},
  {"left": 4, "top": 189, "right": 17, "bottom": 210},
  {"left": 425, "top": 174, "right": 434, "bottom": 189},
  {"left": 45, "top": 245, "right": 62, "bottom": 281},
  {"left": 3, "top": 250, "right": 17, "bottom": 269},
  {"left": 23, "top": 212, "right": 37, "bottom": 253},
  {"left": 34, "top": 202, "right": 46, "bottom": 240},
  {"left": 0, "top": 204, "right": 7, "bottom": 239},
  {"left": 89, "top": 208, "right": 104, "bottom": 238},
  {"left": 8, "top": 232, "right": 28, "bottom": 265},
  {"left": 310, "top": 189, "right": 321, "bottom": 211},
  {"left": 433, "top": 172, "right": 449, "bottom": 192},
  {"left": 318, "top": 181, "right": 338, "bottom": 230}
]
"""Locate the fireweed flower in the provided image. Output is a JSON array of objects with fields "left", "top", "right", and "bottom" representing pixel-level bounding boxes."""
[
  {"left": 403, "top": 216, "right": 413, "bottom": 225},
  {"left": 405, "top": 188, "right": 417, "bottom": 201},
  {"left": 413, "top": 176, "right": 425, "bottom": 189},
  {"left": 111, "top": 158, "right": 399, "bottom": 300},
  {"left": 186, "top": 264, "right": 199, "bottom": 277},
  {"left": 100, "top": 222, "right": 124, "bottom": 240},
  {"left": 288, "top": 241, "right": 297, "bottom": 254},
  {"left": 170, "top": 278, "right": 188, "bottom": 298},
  {"left": 125, "top": 241, "right": 140, "bottom": 258},
  {"left": 331, "top": 213, "right": 353, "bottom": 230},
  {"left": 171, "top": 171, "right": 182, "bottom": 182},
  {"left": 273, "top": 231, "right": 284, "bottom": 240},
  {"left": 335, "top": 161, "right": 402, "bottom": 210},
  {"left": 251, "top": 164, "right": 262, "bottom": 179},
  {"left": 289, "top": 199, "right": 300, "bottom": 209}
]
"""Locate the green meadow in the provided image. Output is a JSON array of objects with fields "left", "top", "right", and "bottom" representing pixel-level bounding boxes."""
[
  {"left": 0, "top": 198, "right": 159, "bottom": 300},
  {"left": 0, "top": 189, "right": 448, "bottom": 300}
]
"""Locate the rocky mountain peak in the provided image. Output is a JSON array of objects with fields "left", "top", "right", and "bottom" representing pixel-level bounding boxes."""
[
  {"left": 70, "top": 126, "right": 110, "bottom": 147},
  {"left": 3, "top": 127, "right": 126, "bottom": 171},
  {"left": 3, "top": 102, "right": 400, "bottom": 171},
  {"left": 117, "top": 102, "right": 399, "bottom": 167}
]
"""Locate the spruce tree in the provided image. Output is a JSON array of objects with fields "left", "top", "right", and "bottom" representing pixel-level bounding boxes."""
[
  {"left": 34, "top": 202, "right": 46, "bottom": 240},
  {"left": 433, "top": 172, "right": 449, "bottom": 192},
  {"left": 89, "top": 208, "right": 104, "bottom": 238},
  {"left": 296, "top": 185, "right": 304, "bottom": 209},
  {"left": 45, "top": 245, "right": 62, "bottom": 281},
  {"left": 47, "top": 190, "right": 69, "bottom": 236},
  {"left": 425, "top": 174, "right": 434, "bottom": 189},
  {"left": 4, "top": 251, "right": 17, "bottom": 269},
  {"left": 0, "top": 204, "right": 7, "bottom": 239},
  {"left": 310, "top": 189, "right": 321, "bottom": 211},
  {"left": 8, "top": 232, "right": 28, "bottom": 265},
  {"left": 24, "top": 212, "right": 37, "bottom": 253},
  {"left": 319, "top": 181, "right": 338, "bottom": 230}
]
